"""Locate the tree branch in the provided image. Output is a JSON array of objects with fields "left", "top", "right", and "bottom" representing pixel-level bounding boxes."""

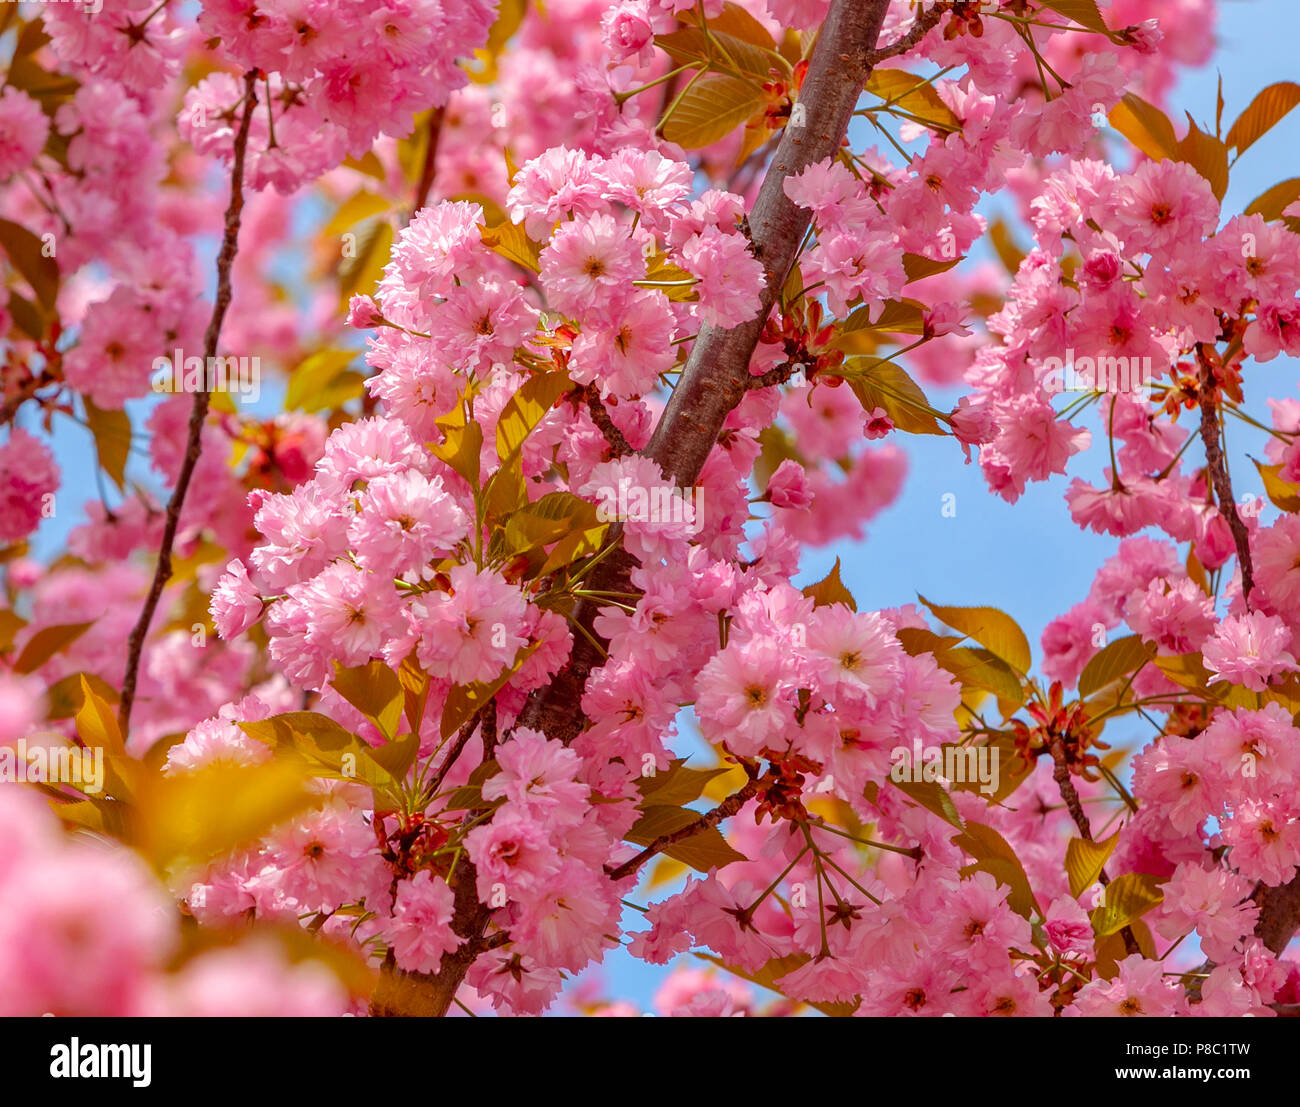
[
  {"left": 403, "top": 0, "right": 897, "bottom": 1015},
  {"left": 1048, "top": 736, "right": 1140, "bottom": 956},
  {"left": 1198, "top": 352, "right": 1255, "bottom": 603},
  {"left": 118, "top": 71, "right": 259, "bottom": 735},
  {"left": 515, "top": 0, "right": 895, "bottom": 747},
  {"left": 605, "top": 776, "right": 761, "bottom": 883},
  {"left": 411, "top": 106, "right": 445, "bottom": 218}
]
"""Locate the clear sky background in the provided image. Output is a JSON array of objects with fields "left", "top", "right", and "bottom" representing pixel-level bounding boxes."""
[{"left": 12, "top": 0, "right": 1300, "bottom": 1014}]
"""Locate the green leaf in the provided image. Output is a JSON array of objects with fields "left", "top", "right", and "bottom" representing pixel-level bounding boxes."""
[
  {"left": 331, "top": 660, "right": 405, "bottom": 742},
  {"left": 84, "top": 399, "right": 131, "bottom": 492},
  {"left": 662, "top": 74, "right": 766, "bottom": 149},
  {"left": 496, "top": 371, "right": 571, "bottom": 463},
  {"left": 953, "top": 821, "right": 1039, "bottom": 920},
  {"left": 1225, "top": 81, "right": 1300, "bottom": 155},
  {"left": 625, "top": 804, "right": 748, "bottom": 873},
  {"left": 902, "top": 252, "right": 963, "bottom": 283},
  {"left": 1065, "top": 832, "right": 1119, "bottom": 899},
  {"left": 13, "top": 621, "right": 93, "bottom": 675},
  {"left": 1108, "top": 93, "right": 1177, "bottom": 161},
  {"left": 800, "top": 557, "right": 857, "bottom": 611},
  {"left": 1091, "top": 872, "right": 1164, "bottom": 936},
  {"left": 0, "top": 217, "right": 58, "bottom": 310},
  {"left": 636, "top": 759, "right": 731, "bottom": 807},
  {"left": 1153, "top": 652, "right": 1213, "bottom": 693},
  {"left": 865, "top": 69, "right": 961, "bottom": 132},
  {"left": 1078, "top": 635, "right": 1156, "bottom": 697},
  {"left": 918, "top": 597, "right": 1032, "bottom": 675},
  {"left": 887, "top": 776, "right": 964, "bottom": 829},
  {"left": 837, "top": 358, "right": 945, "bottom": 436}
]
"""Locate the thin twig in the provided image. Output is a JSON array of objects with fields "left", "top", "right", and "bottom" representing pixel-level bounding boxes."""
[
  {"left": 118, "top": 71, "right": 259, "bottom": 735},
  {"left": 1197, "top": 351, "right": 1255, "bottom": 603},
  {"left": 605, "top": 775, "right": 762, "bottom": 883}
]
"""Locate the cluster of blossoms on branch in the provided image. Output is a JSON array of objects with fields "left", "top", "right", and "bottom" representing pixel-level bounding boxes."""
[{"left": 2, "top": 0, "right": 1300, "bottom": 1019}]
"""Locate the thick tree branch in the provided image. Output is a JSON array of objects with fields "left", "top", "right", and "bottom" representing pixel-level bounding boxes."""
[
  {"left": 118, "top": 72, "right": 259, "bottom": 735},
  {"left": 404, "top": 0, "right": 897, "bottom": 1016},
  {"left": 1253, "top": 872, "right": 1300, "bottom": 955},
  {"left": 515, "top": 0, "right": 895, "bottom": 747}
]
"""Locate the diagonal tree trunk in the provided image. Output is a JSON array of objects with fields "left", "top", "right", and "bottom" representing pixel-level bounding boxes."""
[{"left": 373, "top": 0, "right": 901, "bottom": 1017}]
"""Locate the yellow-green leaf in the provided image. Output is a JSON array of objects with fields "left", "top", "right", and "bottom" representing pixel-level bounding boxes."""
[
  {"left": 496, "top": 371, "right": 572, "bottom": 463},
  {"left": 285, "top": 349, "right": 358, "bottom": 412},
  {"left": 13, "top": 621, "right": 93, "bottom": 675},
  {"left": 1153, "top": 652, "right": 1213, "bottom": 692},
  {"left": 0, "top": 217, "right": 57, "bottom": 310},
  {"left": 139, "top": 759, "right": 323, "bottom": 873},
  {"left": 887, "top": 776, "right": 964, "bottom": 829},
  {"left": 480, "top": 219, "right": 542, "bottom": 273},
  {"left": 636, "top": 759, "right": 731, "bottom": 807},
  {"left": 953, "top": 821, "right": 1039, "bottom": 920},
  {"left": 662, "top": 74, "right": 766, "bottom": 149},
  {"left": 1091, "top": 872, "right": 1164, "bottom": 936},
  {"left": 919, "top": 597, "right": 1032, "bottom": 674},
  {"left": 323, "top": 190, "right": 391, "bottom": 238},
  {"left": 84, "top": 399, "right": 131, "bottom": 492},
  {"left": 626, "top": 804, "right": 748, "bottom": 873},
  {"left": 331, "top": 660, "right": 404, "bottom": 742},
  {"left": 1078, "top": 635, "right": 1156, "bottom": 697},
  {"left": 441, "top": 640, "right": 541, "bottom": 739},
  {"left": 1065, "top": 832, "right": 1119, "bottom": 899},
  {"left": 1254, "top": 458, "right": 1300, "bottom": 512},
  {"left": 338, "top": 219, "right": 392, "bottom": 307},
  {"left": 1108, "top": 93, "right": 1177, "bottom": 161},
  {"left": 431, "top": 419, "right": 483, "bottom": 487},
  {"left": 1040, "top": 0, "right": 1108, "bottom": 32},
  {"left": 837, "top": 358, "right": 945, "bottom": 436},
  {"left": 865, "top": 69, "right": 961, "bottom": 132}
]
